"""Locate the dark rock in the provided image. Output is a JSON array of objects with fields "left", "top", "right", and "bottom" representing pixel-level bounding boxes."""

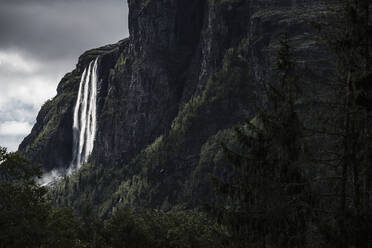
[
  {"left": 19, "top": 0, "right": 336, "bottom": 213},
  {"left": 19, "top": 40, "right": 125, "bottom": 172}
]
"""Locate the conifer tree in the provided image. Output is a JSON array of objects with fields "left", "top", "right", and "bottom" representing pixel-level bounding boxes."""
[
  {"left": 215, "top": 34, "right": 312, "bottom": 248},
  {"left": 316, "top": 1, "right": 372, "bottom": 247},
  {"left": 0, "top": 147, "right": 49, "bottom": 248}
]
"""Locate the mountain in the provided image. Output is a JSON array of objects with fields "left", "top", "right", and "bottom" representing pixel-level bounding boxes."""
[{"left": 19, "top": 0, "right": 334, "bottom": 215}]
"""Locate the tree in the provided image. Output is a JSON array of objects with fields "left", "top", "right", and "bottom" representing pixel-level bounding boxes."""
[
  {"left": 78, "top": 204, "right": 107, "bottom": 248},
  {"left": 45, "top": 208, "right": 83, "bottom": 248},
  {"left": 104, "top": 208, "right": 223, "bottom": 248},
  {"left": 315, "top": 1, "right": 372, "bottom": 247},
  {"left": 0, "top": 147, "right": 50, "bottom": 248},
  {"left": 105, "top": 209, "right": 151, "bottom": 248},
  {"left": 213, "top": 34, "right": 312, "bottom": 248},
  {"left": 0, "top": 146, "right": 89, "bottom": 248}
]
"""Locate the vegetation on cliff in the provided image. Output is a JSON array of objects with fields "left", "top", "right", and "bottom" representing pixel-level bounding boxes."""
[
  {"left": 0, "top": 147, "right": 225, "bottom": 248},
  {"left": 3, "top": 0, "right": 372, "bottom": 247}
]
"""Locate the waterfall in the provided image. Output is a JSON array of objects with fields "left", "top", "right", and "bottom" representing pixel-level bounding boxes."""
[{"left": 69, "top": 58, "right": 99, "bottom": 174}]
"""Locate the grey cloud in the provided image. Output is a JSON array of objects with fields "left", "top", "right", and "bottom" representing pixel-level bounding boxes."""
[
  {"left": 0, "top": 101, "right": 37, "bottom": 123},
  {"left": 0, "top": 0, "right": 128, "bottom": 151},
  {"left": 0, "top": 135, "right": 27, "bottom": 151},
  {"left": 0, "top": 0, "right": 129, "bottom": 61}
]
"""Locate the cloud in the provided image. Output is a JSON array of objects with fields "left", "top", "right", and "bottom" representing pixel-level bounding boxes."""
[
  {"left": 0, "top": 50, "right": 57, "bottom": 109},
  {"left": 0, "top": 135, "right": 27, "bottom": 152},
  {"left": 0, "top": 121, "right": 32, "bottom": 136},
  {"left": 0, "top": 0, "right": 128, "bottom": 61},
  {"left": 0, "top": 0, "right": 129, "bottom": 151},
  {"left": 0, "top": 51, "right": 40, "bottom": 73}
]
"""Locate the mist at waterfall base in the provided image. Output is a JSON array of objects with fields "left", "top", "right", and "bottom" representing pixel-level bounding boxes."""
[{"left": 38, "top": 58, "right": 99, "bottom": 186}]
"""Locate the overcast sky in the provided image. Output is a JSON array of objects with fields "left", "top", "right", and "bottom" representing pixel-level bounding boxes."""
[{"left": 0, "top": 0, "right": 129, "bottom": 151}]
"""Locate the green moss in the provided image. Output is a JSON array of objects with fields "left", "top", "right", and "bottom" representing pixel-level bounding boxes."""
[
  {"left": 51, "top": 38, "right": 253, "bottom": 214},
  {"left": 64, "top": 75, "right": 80, "bottom": 86},
  {"left": 114, "top": 52, "right": 129, "bottom": 72},
  {"left": 141, "top": 0, "right": 151, "bottom": 8},
  {"left": 25, "top": 91, "right": 76, "bottom": 154},
  {"left": 41, "top": 99, "right": 53, "bottom": 110},
  {"left": 145, "top": 136, "right": 164, "bottom": 154},
  {"left": 109, "top": 68, "right": 115, "bottom": 79},
  {"left": 198, "top": 129, "right": 233, "bottom": 167},
  {"left": 171, "top": 95, "right": 203, "bottom": 134},
  {"left": 190, "top": 128, "right": 236, "bottom": 192},
  {"left": 32, "top": 115, "right": 59, "bottom": 147},
  {"left": 171, "top": 40, "right": 250, "bottom": 139},
  {"left": 113, "top": 175, "right": 148, "bottom": 210},
  {"left": 105, "top": 39, "right": 253, "bottom": 209}
]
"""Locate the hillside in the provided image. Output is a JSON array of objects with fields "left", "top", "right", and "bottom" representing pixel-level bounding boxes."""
[{"left": 19, "top": 0, "right": 333, "bottom": 215}]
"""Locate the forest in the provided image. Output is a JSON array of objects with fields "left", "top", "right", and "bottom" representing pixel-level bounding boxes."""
[{"left": 1, "top": 0, "right": 372, "bottom": 247}]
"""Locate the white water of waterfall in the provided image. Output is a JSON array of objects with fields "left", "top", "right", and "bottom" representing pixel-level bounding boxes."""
[{"left": 69, "top": 58, "right": 99, "bottom": 174}]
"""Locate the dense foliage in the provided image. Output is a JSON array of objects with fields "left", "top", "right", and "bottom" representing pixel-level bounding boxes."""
[
  {"left": 2, "top": 0, "right": 372, "bottom": 248},
  {"left": 0, "top": 147, "right": 225, "bottom": 248},
  {"left": 211, "top": 1, "right": 372, "bottom": 247}
]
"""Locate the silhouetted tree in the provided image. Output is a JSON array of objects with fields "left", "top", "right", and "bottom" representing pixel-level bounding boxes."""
[
  {"left": 213, "top": 34, "right": 312, "bottom": 248},
  {"left": 0, "top": 147, "right": 49, "bottom": 248},
  {"left": 316, "top": 1, "right": 372, "bottom": 247}
]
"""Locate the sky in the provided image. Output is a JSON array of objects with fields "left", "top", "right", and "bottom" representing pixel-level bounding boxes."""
[{"left": 0, "top": 0, "right": 129, "bottom": 151}]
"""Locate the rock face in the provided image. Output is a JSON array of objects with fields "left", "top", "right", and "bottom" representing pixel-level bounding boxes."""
[
  {"left": 19, "top": 0, "right": 334, "bottom": 213},
  {"left": 19, "top": 40, "right": 126, "bottom": 172}
]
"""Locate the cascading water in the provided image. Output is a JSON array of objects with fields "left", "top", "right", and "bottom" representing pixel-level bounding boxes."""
[
  {"left": 39, "top": 58, "right": 99, "bottom": 186},
  {"left": 69, "top": 57, "right": 99, "bottom": 174}
]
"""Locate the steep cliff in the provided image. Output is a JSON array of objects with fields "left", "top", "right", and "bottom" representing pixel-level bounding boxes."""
[
  {"left": 19, "top": 40, "right": 126, "bottom": 172},
  {"left": 19, "top": 0, "right": 334, "bottom": 214}
]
